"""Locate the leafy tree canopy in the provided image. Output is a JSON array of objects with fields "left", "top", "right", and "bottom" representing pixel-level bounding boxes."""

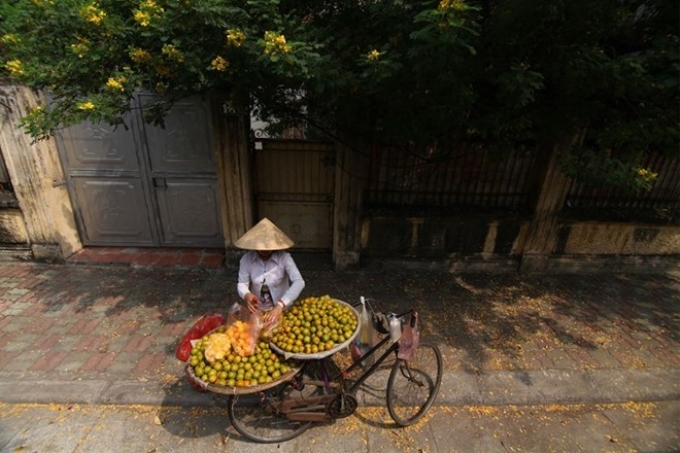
[{"left": 1, "top": 0, "right": 678, "bottom": 190}]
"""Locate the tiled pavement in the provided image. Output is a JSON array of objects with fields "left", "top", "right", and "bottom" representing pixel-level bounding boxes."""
[
  {"left": 0, "top": 250, "right": 679, "bottom": 407},
  {"left": 67, "top": 246, "right": 226, "bottom": 268}
]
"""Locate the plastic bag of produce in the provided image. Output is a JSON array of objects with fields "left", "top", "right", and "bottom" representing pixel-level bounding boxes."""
[
  {"left": 175, "top": 313, "right": 225, "bottom": 361},
  {"left": 397, "top": 312, "right": 420, "bottom": 361},
  {"left": 260, "top": 307, "right": 281, "bottom": 339},
  {"left": 224, "top": 302, "right": 263, "bottom": 357}
]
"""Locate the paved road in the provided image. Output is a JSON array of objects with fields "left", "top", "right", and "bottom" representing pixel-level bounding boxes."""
[
  {"left": 1, "top": 401, "right": 678, "bottom": 452},
  {"left": 0, "top": 260, "right": 678, "bottom": 451}
]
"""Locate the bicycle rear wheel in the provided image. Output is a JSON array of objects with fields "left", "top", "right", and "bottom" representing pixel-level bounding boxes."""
[
  {"left": 386, "top": 342, "right": 443, "bottom": 426},
  {"left": 228, "top": 381, "right": 313, "bottom": 443}
]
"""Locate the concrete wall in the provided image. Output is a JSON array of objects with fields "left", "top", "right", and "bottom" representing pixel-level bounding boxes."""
[
  {"left": 360, "top": 212, "right": 680, "bottom": 273},
  {"left": 1, "top": 84, "right": 677, "bottom": 273},
  {"left": 555, "top": 222, "right": 680, "bottom": 255},
  {"left": 0, "top": 208, "right": 28, "bottom": 244},
  {"left": 361, "top": 212, "right": 528, "bottom": 258},
  {"left": 0, "top": 84, "right": 82, "bottom": 262}
]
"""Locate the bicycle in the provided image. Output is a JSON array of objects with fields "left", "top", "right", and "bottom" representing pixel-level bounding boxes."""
[{"left": 225, "top": 297, "right": 443, "bottom": 443}]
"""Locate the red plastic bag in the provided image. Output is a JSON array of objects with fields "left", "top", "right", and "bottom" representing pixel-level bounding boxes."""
[{"left": 175, "top": 313, "right": 225, "bottom": 361}]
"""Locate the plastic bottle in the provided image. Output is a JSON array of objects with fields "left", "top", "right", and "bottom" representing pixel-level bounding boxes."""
[
  {"left": 354, "top": 296, "right": 375, "bottom": 369},
  {"left": 389, "top": 314, "right": 402, "bottom": 343},
  {"left": 260, "top": 280, "right": 274, "bottom": 308}
]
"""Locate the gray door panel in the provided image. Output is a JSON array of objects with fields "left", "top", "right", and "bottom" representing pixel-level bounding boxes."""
[
  {"left": 143, "top": 98, "right": 215, "bottom": 174},
  {"left": 72, "top": 176, "right": 155, "bottom": 245},
  {"left": 58, "top": 96, "right": 224, "bottom": 248},
  {"left": 155, "top": 179, "right": 223, "bottom": 245},
  {"left": 142, "top": 96, "right": 223, "bottom": 246},
  {"left": 61, "top": 120, "right": 139, "bottom": 172}
]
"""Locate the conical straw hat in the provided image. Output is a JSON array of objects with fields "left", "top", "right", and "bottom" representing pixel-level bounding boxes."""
[{"left": 234, "top": 218, "right": 294, "bottom": 250}]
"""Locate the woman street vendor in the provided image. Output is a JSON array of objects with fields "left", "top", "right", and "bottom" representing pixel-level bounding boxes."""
[{"left": 235, "top": 218, "right": 305, "bottom": 324}]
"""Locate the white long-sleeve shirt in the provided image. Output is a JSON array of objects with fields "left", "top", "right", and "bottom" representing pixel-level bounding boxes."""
[{"left": 236, "top": 251, "right": 305, "bottom": 310}]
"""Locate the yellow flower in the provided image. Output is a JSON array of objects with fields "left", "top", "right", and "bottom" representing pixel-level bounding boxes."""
[
  {"left": 130, "top": 48, "right": 152, "bottom": 63},
  {"left": 636, "top": 167, "right": 658, "bottom": 182},
  {"left": 438, "top": 0, "right": 466, "bottom": 13},
  {"left": 1, "top": 34, "right": 19, "bottom": 44},
  {"left": 162, "top": 44, "right": 184, "bottom": 63},
  {"left": 226, "top": 29, "right": 246, "bottom": 47},
  {"left": 6, "top": 60, "right": 24, "bottom": 75},
  {"left": 71, "top": 41, "right": 90, "bottom": 58},
  {"left": 210, "top": 56, "right": 229, "bottom": 71},
  {"left": 264, "top": 31, "right": 292, "bottom": 55},
  {"left": 367, "top": 49, "right": 381, "bottom": 61},
  {"left": 77, "top": 101, "right": 96, "bottom": 111},
  {"left": 156, "top": 64, "right": 173, "bottom": 77},
  {"left": 106, "top": 77, "right": 126, "bottom": 92},
  {"left": 134, "top": 0, "right": 163, "bottom": 26},
  {"left": 134, "top": 11, "right": 151, "bottom": 26},
  {"left": 27, "top": 106, "right": 46, "bottom": 121},
  {"left": 155, "top": 82, "right": 167, "bottom": 95},
  {"left": 143, "top": 0, "right": 162, "bottom": 10},
  {"left": 80, "top": 4, "right": 107, "bottom": 25}
]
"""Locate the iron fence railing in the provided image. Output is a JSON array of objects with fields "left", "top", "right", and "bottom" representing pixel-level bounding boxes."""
[
  {"left": 565, "top": 153, "right": 680, "bottom": 210},
  {"left": 364, "top": 145, "right": 539, "bottom": 210}
]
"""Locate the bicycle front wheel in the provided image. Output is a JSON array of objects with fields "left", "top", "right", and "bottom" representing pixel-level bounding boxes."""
[
  {"left": 228, "top": 382, "right": 313, "bottom": 444},
  {"left": 386, "top": 342, "right": 443, "bottom": 426}
]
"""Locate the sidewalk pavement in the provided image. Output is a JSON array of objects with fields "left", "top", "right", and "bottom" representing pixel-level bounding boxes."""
[{"left": 0, "top": 253, "right": 678, "bottom": 451}]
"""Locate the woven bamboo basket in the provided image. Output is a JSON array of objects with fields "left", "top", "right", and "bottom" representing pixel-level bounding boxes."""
[{"left": 185, "top": 362, "right": 301, "bottom": 396}]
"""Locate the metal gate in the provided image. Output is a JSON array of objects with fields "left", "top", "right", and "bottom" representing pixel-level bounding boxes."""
[
  {"left": 254, "top": 139, "right": 335, "bottom": 250},
  {"left": 57, "top": 96, "right": 223, "bottom": 247}
]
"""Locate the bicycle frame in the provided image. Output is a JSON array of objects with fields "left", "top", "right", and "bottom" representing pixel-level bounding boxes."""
[
  {"left": 273, "top": 310, "right": 414, "bottom": 422},
  {"left": 340, "top": 332, "right": 397, "bottom": 392},
  {"left": 299, "top": 309, "right": 415, "bottom": 393},
  {"left": 227, "top": 306, "right": 442, "bottom": 440}
]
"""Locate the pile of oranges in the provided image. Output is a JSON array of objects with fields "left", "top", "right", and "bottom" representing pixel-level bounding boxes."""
[
  {"left": 271, "top": 295, "right": 359, "bottom": 355},
  {"left": 187, "top": 295, "right": 357, "bottom": 388},
  {"left": 189, "top": 322, "right": 297, "bottom": 388}
]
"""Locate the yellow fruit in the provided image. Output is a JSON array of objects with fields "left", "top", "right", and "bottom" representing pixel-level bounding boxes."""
[
  {"left": 190, "top": 320, "right": 300, "bottom": 388},
  {"left": 271, "top": 296, "right": 357, "bottom": 354}
]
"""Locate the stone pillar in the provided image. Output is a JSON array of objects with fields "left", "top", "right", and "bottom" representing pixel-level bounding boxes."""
[
  {"left": 0, "top": 84, "right": 81, "bottom": 261},
  {"left": 212, "top": 98, "right": 253, "bottom": 266},
  {"left": 333, "top": 142, "right": 368, "bottom": 269},
  {"left": 519, "top": 145, "right": 573, "bottom": 272}
]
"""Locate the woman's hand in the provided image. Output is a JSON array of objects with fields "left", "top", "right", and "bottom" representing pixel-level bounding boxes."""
[
  {"left": 244, "top": 293, "right": 259, "bottom": 313},
  {"left": 263, "top": 304, "right": 282, "bottom": 323}
]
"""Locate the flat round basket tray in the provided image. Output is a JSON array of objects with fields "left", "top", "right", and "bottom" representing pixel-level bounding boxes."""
[
  {"left": 269, "top": 298, "right": 360, "bottom": 360},
  {"left": 185, "top": 363, "right": 301, "bottom": 396}
]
